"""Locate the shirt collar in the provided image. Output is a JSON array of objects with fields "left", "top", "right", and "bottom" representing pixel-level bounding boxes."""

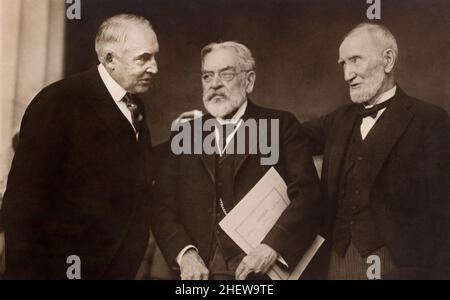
[
  {"left": 365, "top": 85, "right": 397, "bottom": 108},
  {"left": 216, "top": 100, "right": 248, "bottom": 125},
  {"left": 97, "top": 64, "right": 127, "bottom": 102}
]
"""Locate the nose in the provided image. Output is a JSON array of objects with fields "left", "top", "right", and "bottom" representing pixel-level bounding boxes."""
[
  {"left": 145, "top": 57, "right": 158, "bottom": 74},
  {"left": 344, "top": 65, "right": 356, "bottom": 82},
  {"left": 210, "top": 73, "right": 223, "bottom": 89}
]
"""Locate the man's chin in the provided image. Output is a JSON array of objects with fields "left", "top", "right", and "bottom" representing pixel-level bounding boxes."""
[
  {"left": 204, "top": 102, "right": 233, "bottom": 118},
  {"left": 350, "top": 90, "right": 372, "bottom": 104},
  {"left": 133, "top": 82, "right": 152, "bottom": 94}
]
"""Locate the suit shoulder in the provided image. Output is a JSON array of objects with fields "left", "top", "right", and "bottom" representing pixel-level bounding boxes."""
[
  {"left": 25, "top": 70, "right": 96, "bottom": 117},
  {"left": 250, "top": 102, "right": 299, "bottom": 122},
  {"left": 408, "top": 96, "right": 449, "bottom": 120}
]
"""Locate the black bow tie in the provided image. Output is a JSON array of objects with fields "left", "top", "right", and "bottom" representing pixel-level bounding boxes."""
[{"left": 357, "top": 99, "right": 392, "bottom": 119}]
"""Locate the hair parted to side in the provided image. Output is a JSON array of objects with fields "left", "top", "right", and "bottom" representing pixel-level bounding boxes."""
[
  {"left": 344, "top": 22, "right": 399, "bottom": 60},
  {"left": 95, "top": 14, "right": 153, "bottom": 63},
  {"left": 200, "top": 41, "right": 256, "bottom": 71}
]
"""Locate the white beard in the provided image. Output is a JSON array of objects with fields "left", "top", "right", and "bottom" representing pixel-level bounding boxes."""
[
  {"left": 350, "top": 66, "right": 385, "bottom": 104},
  {"left": 204, "top": 93, "right": 246, "bottom": 118}
]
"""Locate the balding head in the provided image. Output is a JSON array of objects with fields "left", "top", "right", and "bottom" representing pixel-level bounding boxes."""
[{"left": 344, "top": 22, "right": 398, "bottom": 65}]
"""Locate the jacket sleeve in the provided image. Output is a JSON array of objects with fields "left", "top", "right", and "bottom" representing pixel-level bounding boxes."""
[
  {"left": 1, "top": 87, "right": 67, "bottom": 277},
  {"left": 301, "top": 108, "right": 341, "bottom": 156},
  {"left": 262, "top": 113, "right": 323, "bottom": 269},
  {"left": 150, "top": 141, "right": 194, "bottom": 269},
  {"left": 426, "top": 108, "right": 450, "bottom": 279}
]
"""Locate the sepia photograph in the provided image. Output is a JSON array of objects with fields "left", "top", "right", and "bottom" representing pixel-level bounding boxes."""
[{"left": 0, "top": 0, "right": 449, "bottom": 286}]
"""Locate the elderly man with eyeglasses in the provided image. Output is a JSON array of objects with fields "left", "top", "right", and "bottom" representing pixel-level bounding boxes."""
[{"left": 151, "top": 41, "right": 322, "bottom": 280}]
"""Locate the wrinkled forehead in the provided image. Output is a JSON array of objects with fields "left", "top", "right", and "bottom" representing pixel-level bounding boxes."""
[
  {"left": 121, "top": 25, "right": 159, "bottom": 53},
  {"left": 339, "top": 29, "right": 379, "bottom": 58},
  {"left": 202, "top": 48, "right": 240, "bottom": 71}
]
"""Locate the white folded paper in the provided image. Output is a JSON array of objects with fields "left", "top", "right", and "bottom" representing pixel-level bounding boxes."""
[{"left": 219, "top": 167, "right": 324, "bottom": 280}]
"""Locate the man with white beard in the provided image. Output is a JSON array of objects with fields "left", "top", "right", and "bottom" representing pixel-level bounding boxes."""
[
  {"left": 151, "top": 41, "right": 322, "bottom": 280},
  {"left": 302, "top": 22, "right": 450, "bottom": 279}
]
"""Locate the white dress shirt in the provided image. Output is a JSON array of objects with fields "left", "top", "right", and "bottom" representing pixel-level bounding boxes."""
[
  {"left": 97, "top": 64, "right": 139, "bottom": 138},
  {"left": 360, "top": 85, "right": 397, "bottom": 140}
]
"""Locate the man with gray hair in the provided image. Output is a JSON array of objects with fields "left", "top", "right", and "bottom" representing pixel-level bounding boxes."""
[
  {"left": 2, "top": 14, "right": 159, "bottom": 279},
  {"left": 303, "top": 22, "right": 450, "bottom": 279},
  {"left": 152, "top": 41, "right": 322, "bottom": 280}
]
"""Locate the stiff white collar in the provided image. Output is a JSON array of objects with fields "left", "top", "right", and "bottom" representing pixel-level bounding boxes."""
[
  {"left": 364, "top": 85, "right": 397, "bottom": 108},
  {"left": 97, "top": 64, "right": 127, "bottom": 102}
]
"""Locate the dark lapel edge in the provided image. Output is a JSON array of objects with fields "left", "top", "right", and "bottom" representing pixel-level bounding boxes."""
[
  {"left": 363, "top": 88, "right": 415, "bottom": 190},
  {"left": 199, "top": 115, "right": 216, "bottom": 183},
  {"left": 82, "top": 66, "right": 138, "bottom": 143},
  {"left": 233, "top": 100, "right": 259, "bottom": 179},
  {"left": 327, "top": 104, "right": 360, "bottom": 201}
]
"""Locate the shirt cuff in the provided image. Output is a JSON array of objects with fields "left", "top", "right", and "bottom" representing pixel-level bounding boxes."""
[
  {"left": 277, "top": 256, "right": 289, "bottom": 268},
  {"left": 176, "top": 245, "right": 198, "bottom": 267}
]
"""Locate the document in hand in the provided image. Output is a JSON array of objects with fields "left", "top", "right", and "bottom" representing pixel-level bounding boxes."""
[{"left": 219, "top": 167, "right": 324, "bottom": 280}]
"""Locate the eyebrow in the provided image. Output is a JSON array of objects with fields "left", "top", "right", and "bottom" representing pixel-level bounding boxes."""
[
  {"left": 136, "top": 53, "right": 152, "bottom": 60},
  {"left": 337, "top": 55, "right": 362, "bottom": 65},
  {"left": 202, "top": 66, "right": 235, "bottom": 73}
]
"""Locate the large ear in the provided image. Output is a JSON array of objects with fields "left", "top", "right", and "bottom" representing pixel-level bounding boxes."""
[
  {"left": 383, "top": 48, "right": 396, "bottom": 74},
  {"left": 102, "top": 45, "right": 119, "bottom": 71},
  {"left": 245, "top": 70, "right": 256, "bottom": 94}
]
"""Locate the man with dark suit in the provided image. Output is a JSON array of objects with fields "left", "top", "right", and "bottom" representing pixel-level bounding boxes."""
[
  {"left": 303, "top": 22, "right": 450, "bottom": 279},
  {"left": 151, "top": 42, "right": 322, "bottom": 280},
  {"left": 1, "top": 14, "right": 159, "bottom": 279}
]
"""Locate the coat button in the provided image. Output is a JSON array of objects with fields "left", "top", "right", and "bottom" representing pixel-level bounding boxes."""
[
  {"left": 351, "top": 205, "right": 357, "bottom": 211},
  {"left": 152, "top": 179, "right": 156, "bottom": 186},
  {"left": 207, "top": 208, "right": 212, "bottom": 213},
  {"left": 357, "top": 156, "right": 363, "bottom": 161}
]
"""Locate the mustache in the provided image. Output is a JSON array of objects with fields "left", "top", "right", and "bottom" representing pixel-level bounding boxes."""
[{"left": 206, "top": 91, "right": 227, "bottom": 101}]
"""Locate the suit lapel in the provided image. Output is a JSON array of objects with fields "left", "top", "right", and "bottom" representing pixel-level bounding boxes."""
[
  {"left": 198, "top": 100, "right": 259, "bottom": 182},
  {"left": 83, "top": 66, "right": 138, "bottom": 146},
  {"left": 199, "top": 117, "right": 216, "bottom": 183},
  {"left": 327, "top": 105, "right": 360, "bottom": 201},
  {"left": 233, "top": 100, "right": 259, "bottom": 179},
  {"left": 362, "top": 88, "right": 415, "bottom": 191}
]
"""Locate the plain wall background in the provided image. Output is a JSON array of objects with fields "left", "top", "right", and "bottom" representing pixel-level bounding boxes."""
[{"left": 65, "top": 0, "right": 450, "bottom": 145}]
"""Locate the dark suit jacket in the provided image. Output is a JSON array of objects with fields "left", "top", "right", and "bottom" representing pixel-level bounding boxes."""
[
  {"left": 1, "top": 66, "right": 155, "bottom": 279},
  {"left": 302, "top": 88, "right": 450, "bottom": 279},
  {"left": 151, "top": 100, "right": 322, "bottom": 273}
]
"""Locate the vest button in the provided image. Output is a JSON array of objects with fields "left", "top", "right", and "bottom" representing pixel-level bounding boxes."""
[
  {"left": 216, "top": 229, "right": 221, "bottom": 235},
  {"left": 350, "top": 221, "right": 354, "bottom": 226},
  {"left": 355, "top": 189, "right": 360, "bottom": 195},
  {"left": 357, "top": 156, "right": 363, "bottom": 161},
  {"left": 207, "top": 208, "right": 212, "bottom": 213},
  {"left": 351, "top": 205, "right": 357, "bottom": 211}
]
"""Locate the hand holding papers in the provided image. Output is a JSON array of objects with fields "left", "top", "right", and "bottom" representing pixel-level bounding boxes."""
[{"left": 219, "top": 167, "right": 324, "bottom": 280}]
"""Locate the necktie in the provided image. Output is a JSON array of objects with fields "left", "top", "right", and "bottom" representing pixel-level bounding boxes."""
[
  {"left": 123, "top": 93, "right": 143, "bottom": 131},
  {"left": 357, "top": 99, "right": 392, "bottom": 119}
]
